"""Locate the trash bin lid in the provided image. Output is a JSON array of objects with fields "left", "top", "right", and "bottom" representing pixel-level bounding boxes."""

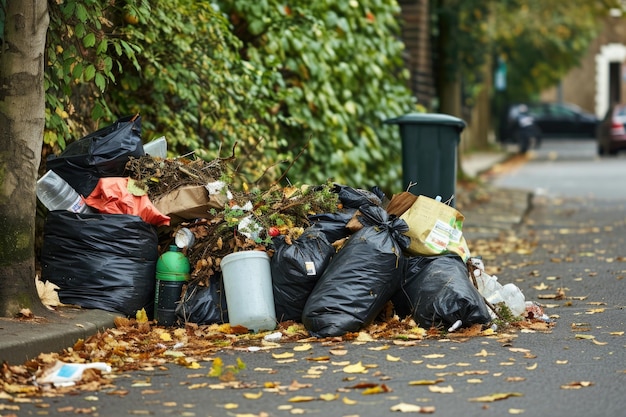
[{"left": 385, "top": 112, "right": 466, "bottom": 131}]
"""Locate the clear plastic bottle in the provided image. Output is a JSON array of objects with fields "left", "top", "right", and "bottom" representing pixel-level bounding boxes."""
[
  {"left": 500, "top": 283, "right": 526, "bottom": 316},
  {"left": 36, "top": 170, "right": 92, "bottom": 213}
]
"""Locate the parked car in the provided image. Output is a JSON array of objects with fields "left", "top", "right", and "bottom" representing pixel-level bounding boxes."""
[
  {"left": 596, "top": 103, "right": 626, "bottom": 155},
  {"left": 499, "top": 102, "right": 599, "bottom": 143}
]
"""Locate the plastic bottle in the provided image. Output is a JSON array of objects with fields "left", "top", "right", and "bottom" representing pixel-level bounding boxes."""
[
  {"left": 36, "top": 170, "right": 92, "bottom": 213},
  {"left": 36, "top": 360, "right": 111, "bottom": 387},
  {"left": 473, "top": 269, "right": 503, "bottom": 300},
  {"left": 500, "top": 283, "right": 526, "bottom": 316},
  {"left": 155, "top": 245, "right": 190, "bottom": 326},
  {"left": 473, "top": 268, "right": 526, "bottom": 317}
]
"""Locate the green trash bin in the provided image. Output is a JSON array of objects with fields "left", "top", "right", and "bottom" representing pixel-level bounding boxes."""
[{"left": 385, "top": 112, "right": 465, "bottom": 206}]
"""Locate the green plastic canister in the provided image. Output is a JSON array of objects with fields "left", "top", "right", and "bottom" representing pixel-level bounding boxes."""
[{"left": 155, "top": 245, "right": 190, "bottom": 326}]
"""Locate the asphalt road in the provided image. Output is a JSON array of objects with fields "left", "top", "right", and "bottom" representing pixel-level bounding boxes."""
[
  {"left": 10, "top": 138, "right": 626, "bottom": 417},
  {"left": 494, "top": 138, "right": 626, "bottom": 199}
]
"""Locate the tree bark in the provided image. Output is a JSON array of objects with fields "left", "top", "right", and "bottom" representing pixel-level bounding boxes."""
[{"left": 0, "top": 0, "right": 49, "bottom": 317}]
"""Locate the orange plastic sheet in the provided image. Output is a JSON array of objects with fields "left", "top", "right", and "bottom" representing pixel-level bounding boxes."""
[{"left": 85, "top": 177, "right": 170, "bottom": 226}]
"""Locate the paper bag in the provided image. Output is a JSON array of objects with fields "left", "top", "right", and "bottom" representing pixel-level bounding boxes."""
[
  {"left": 400, "top": 195, "right": 470, "bottom": 261},
  {"left": 154, "top": 185, "right": 228, "bottom": 224}
]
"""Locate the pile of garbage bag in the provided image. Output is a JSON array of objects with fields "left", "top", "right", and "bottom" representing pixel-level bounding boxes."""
[{"left": 38, "top": 114, "right": 527, "bottom": 336}]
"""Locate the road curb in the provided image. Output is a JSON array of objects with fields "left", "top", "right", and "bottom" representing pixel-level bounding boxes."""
[{"left": 0, "top": 309, "right": 120, "bottom": 365}]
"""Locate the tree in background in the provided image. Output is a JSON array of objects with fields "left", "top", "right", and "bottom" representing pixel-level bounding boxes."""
[
  {"left": 429, "top": 0, "right": 620, "bottom": 122},
  {"left": 491, "top": 0, "right": 618, "bottom": 101}
]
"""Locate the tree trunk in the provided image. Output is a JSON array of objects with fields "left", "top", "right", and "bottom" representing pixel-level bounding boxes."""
[
  {"left": 0, "top": 0, "right": 49, "bottom": 317},
  {"left": 433, "top": 0, "right": 465, "bottom": 181}
]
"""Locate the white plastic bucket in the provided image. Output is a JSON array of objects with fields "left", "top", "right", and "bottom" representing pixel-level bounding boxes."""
[{"left": 221, "top": 251, "right": 276, "bottom": 332}]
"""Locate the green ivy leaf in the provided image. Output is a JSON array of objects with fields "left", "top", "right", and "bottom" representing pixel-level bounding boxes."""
[
  {"left": 83, "top": 33, "right": 96, "bottom": 48},
  {"left": 84, "top": 65, "right": 95, "bottom": 81},
  {"left": 75, "top": 3, "right": 88, "bottom": 22},
  {"left": 94, "top": 73, "right": 106, "bottom": 92},
  {"left": 96, "top": 39, "right": 107, "bottom": 54}
]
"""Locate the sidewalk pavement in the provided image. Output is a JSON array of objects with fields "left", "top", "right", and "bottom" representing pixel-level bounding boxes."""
[{"left": 0, "top": 150, "right": 529, "bottom": 366}]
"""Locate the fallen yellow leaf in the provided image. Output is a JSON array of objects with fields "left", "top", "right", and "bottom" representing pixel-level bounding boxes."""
[
  {"left": 369, "top": 345, "right": 390, "bottom": 351},
  {"left": 468, "top": 392, "right": 523, "bottom": 402},
  {"left": 362, "top": 384, "right": 391, "bottom": 395},
  {"left": 560, "top": 381, "right": 594, "bottom": 389},
  {"left": 386, "top": 354, "right": 401, "bottom": 362},
  {"left": 223, "top": 403, "right": 239, "bottom": 409},
  {"left": 481, "top": 328, "right": 496, "bottom": 336},
  {"left": 136, "top": 308, "right": 148, "bottom": 323},
  {"left": 293, "top": 344, "right": 312, "bottom": 352},
  {"left": 423, "top": 354, "right": 445, "bottom": 359},
  {"left": 356, "top": 332, "right": 375, "bottom": 342},
  {"left": 428, "top": 385, "right": 454, "bottom": 393},
  {"left": 508, "top": 408, "right": 525, "bottom": 414},
  {"left": 243, "top": 391, "right": 263, "bottom": 399},
  {"left": 342, "top": 397, "right": 357, "bottom": 405},
  {"left": 306, "top": 356, "right": 330, "bottom": 362},
  {"left": 408, "top": 379, "right": 443, "bottom": 386},
  {"left": 343, "top": 362, "right": 368, "bottom": 374},
  {"left": 288, "top": 396, "right": 315, "bottom": 402},
  {"left": 319, "top": 393, "right": 339, "bottom": 401},
  {"left": 208, "top": 358, "right": 223, "bottom": 377},
  {"left": 272, "top": 352, "right": 295, "bottom": 359},
  {"left": 159, "top": 332, "right": 172, "bottom": 342}
]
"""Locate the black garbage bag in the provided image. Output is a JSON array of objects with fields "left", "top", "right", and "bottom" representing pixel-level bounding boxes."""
[
  {"left": 391, "top": 255, "right": 491, "bottom": 330},
  {"left": 307, "top": 209, "right": 357, "bottom": 244},
  {"left": 271, "top": 229, "right": 335, "bottom": 322},
  {"left": 334, "top": 184, "right": 382, "bottom": 209},
  {"left": 46, "top": 114, "right": 144, "bottom": 197},
  {"left": 302, "top": 205, "right": 410, "bottom": 337},
  {"left": 41, "top": 211, "right": 157, "bottom": 317},
  {"left": 175, "top": 279, "right": 228, "bottom": 325}
]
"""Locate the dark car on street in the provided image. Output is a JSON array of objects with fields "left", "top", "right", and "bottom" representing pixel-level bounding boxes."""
[
  {"left": 499, "top": 102, "right": 599, "bottom": 143},
  {"left": 595, "top": 103, "right": 626, "bottom": 155}
]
